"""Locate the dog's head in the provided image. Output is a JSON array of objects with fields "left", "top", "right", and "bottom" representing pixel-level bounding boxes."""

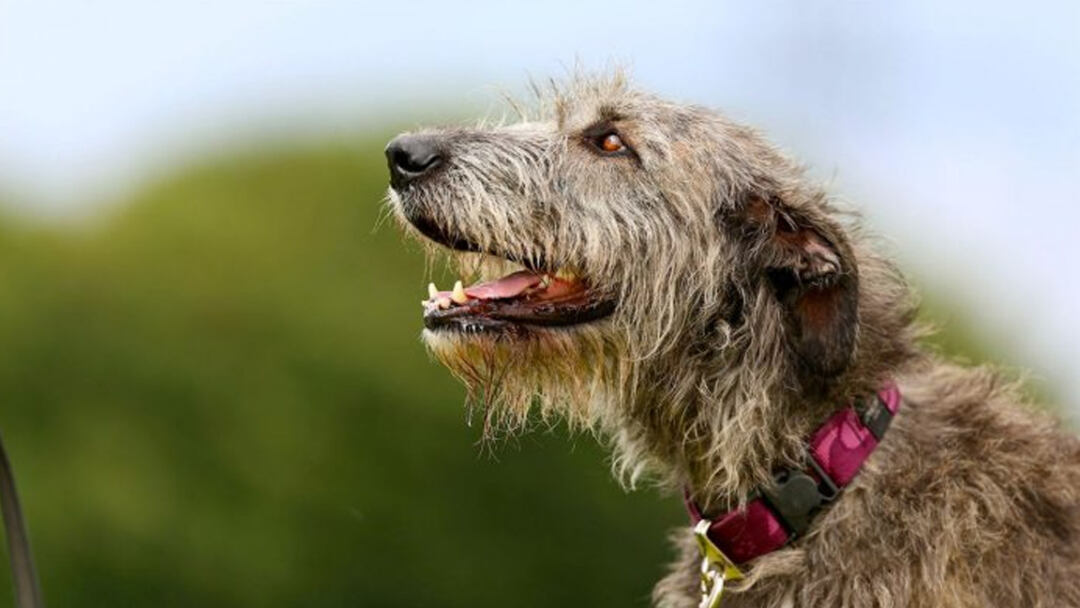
[{"left": 386, "top": 74, "right": 910, "bottom": 447}]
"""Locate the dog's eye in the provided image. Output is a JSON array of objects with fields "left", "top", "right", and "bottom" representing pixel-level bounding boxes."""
[{"left": 596, "top": 132, "right": 626, "bottom": 154}]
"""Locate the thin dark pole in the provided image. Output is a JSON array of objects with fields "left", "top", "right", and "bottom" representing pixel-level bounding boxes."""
[{"left": 0, "top": 430, "right": 42, "bottom": 608}]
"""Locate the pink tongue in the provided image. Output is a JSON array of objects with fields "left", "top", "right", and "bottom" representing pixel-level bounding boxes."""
[{"left": 464, "top": 270, "right": 542, "bottom": 300}]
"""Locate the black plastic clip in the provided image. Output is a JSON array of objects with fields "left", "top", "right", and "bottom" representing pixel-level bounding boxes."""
[{"left": 762, "top": 452, "right": 839, "bottom": 538}]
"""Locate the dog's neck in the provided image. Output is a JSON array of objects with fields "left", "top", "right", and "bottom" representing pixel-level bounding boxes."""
[
  {"left": 613, "top": 283, "right": 922, "bottom": 511},
  {"left": 618, "top": 370, "right": 877, "bottom": 513}
]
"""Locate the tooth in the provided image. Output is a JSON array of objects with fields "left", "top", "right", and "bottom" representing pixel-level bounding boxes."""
[
  {"left": 437, "top": 296, "right": 451, "bottom": 309},
  {"left": 428, "top": 283, "right": 438, "bottom": 299},
  {"left": 451, "top": 280, "right": 468, "bottom": 304},
  {"left": 540, "top": 274, "right": 551, "bottom": 287}
]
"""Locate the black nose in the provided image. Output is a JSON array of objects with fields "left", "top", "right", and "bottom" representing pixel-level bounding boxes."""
[{"left": 385, "top": 134, "right": 444, "bottom": 190}]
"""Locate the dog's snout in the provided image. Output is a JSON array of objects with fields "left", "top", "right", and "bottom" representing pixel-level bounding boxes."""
[{"left": 385, "top": 134, "right": 444, "bottom": 190}]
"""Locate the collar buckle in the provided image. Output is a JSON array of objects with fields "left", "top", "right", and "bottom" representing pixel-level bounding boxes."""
[
  {"left": 694, "top": 519, "right": 744, "bottom": 607},
  {"left": 761, "top": 451, "right": 839, "bottom": 538}
]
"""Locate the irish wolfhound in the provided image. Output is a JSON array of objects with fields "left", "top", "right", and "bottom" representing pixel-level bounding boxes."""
[{"left": 384, "top": 73, "right": 1080, "bottom": 607}]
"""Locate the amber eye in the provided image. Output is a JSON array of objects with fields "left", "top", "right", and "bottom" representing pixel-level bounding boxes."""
[{"left": 598, "top": 132, "right": 625, "bottom": 153}]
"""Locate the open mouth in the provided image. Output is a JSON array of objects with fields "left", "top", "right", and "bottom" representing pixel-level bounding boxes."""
[
  {"left": 415, "top": 225, "right": 616, "bottom": 333},
  {"left": 423, "top": 268, "right": 616, "bottom": 333}
]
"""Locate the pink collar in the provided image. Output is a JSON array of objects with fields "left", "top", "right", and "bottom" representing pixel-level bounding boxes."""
[{"left": 685, "top": 382, "right": 902, "bottom": 567}]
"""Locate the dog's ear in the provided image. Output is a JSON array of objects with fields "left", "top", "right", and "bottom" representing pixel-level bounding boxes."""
[{"left": 735, "top": 194, "right": 859, "bottom": 382}]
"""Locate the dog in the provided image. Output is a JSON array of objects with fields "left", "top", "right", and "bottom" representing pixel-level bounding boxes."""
[{"left": 385, "top": 72, "right": 1080, "bottom": 607}]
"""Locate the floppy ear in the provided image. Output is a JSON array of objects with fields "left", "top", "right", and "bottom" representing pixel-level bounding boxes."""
[{"left": 739, "top": 194, "right": 859, "bottom": 382}]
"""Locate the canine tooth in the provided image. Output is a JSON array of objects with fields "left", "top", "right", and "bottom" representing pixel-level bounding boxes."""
[
  {"left": 540, "top": 274, "right": 551, "bottom": 287},
  {"left": 451, "top": 280, "right": 468, "bottom": 304},
  {"left": 428, "top": 283, "right": 438, "bottom": 299}
]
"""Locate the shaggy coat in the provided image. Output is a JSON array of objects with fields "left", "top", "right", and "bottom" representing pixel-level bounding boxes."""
[{"left": 386, "top": 73, "right": 1080, "bottom": 607}]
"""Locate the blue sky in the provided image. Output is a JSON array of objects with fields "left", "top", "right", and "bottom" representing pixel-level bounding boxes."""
[{"left": 1, "top": 0, "right": 1078, "bottom": 413}]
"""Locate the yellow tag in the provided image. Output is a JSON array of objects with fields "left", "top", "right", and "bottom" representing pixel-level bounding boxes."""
[{"left": 693, "top": 519, "right": 744, "bottom": 607}]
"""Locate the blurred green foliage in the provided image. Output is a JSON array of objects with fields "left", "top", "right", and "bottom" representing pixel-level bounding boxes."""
[
  {"left": 0, "top": 137, "right": 1015, "bottom": 606},
  {"left": 0, "top": 140, "right": 683, "bottom": 607}
]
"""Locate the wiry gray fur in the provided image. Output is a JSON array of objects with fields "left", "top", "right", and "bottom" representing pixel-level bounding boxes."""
[{"left": 387, "top": 72, "right": 1080, "bottom": 607}]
